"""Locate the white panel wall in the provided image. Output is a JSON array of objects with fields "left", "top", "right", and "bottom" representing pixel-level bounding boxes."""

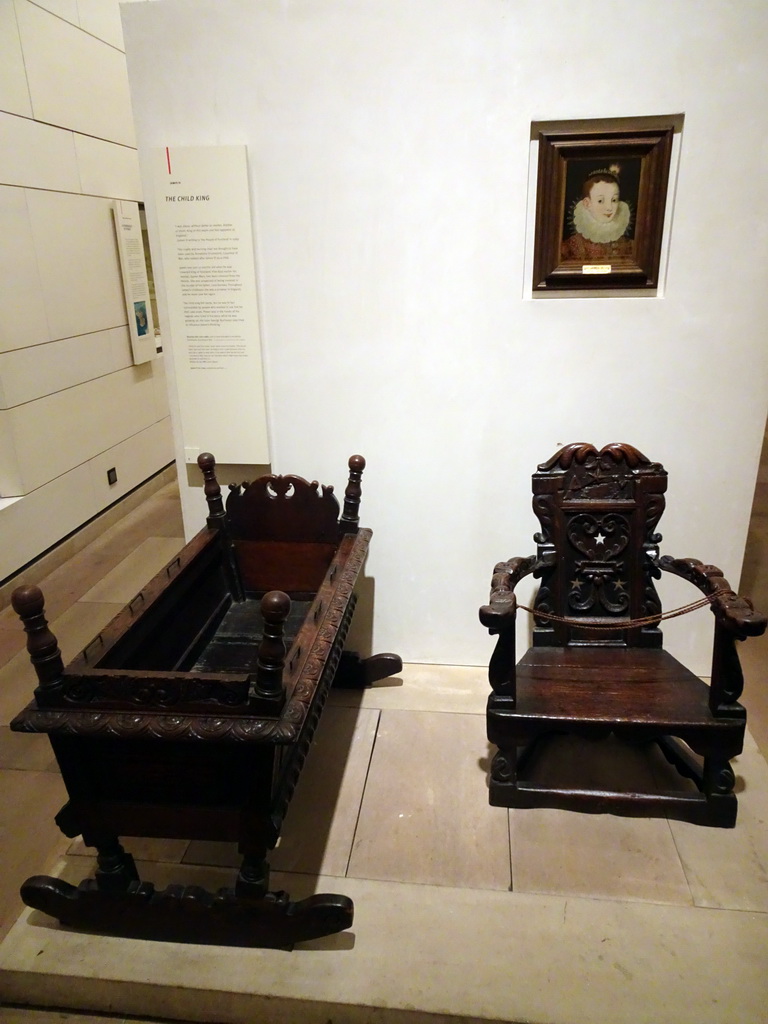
[
  {"left": 122, "top": 0, "right": 768, "bottom": 672},
  {"left": 25, "top": 191, "right": 127, "bottom": 339},
  {"left": 0, "top": 1, "right": 31, "bottom": 117},
  {"left": 15, "top": 1, "right": 136, "bottom": 146},
  {"left": 0, "top": 185, "right": 49, "bottom": 350},
  {"left": 0, "top": 0, "right": 173, "bottom": 581},
  {"left": 0, "top": 112, "right": 80, "bottom": 191},
  {"left": 0, "top": 420, "right": 174, "bottom": 580},
  {"left": 0, "top": 327, "right": 132, "bottom": 407}
]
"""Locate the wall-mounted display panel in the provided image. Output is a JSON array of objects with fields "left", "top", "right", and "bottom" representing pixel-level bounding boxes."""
[
  {"left": 114, "top": 200, "right": 156, "bottom": 364},
  {"left": 150, "top": 145, "right": 269, "bottom": 464}
]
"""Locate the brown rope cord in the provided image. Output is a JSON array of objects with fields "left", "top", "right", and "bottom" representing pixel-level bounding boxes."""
[{"left": 515, "top": 592, "right": 718, "bottom": 629}]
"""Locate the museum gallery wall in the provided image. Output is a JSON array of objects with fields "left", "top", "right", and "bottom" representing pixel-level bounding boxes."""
[{"left": 122, "top": 0, "right": 768, "bottom": 674}]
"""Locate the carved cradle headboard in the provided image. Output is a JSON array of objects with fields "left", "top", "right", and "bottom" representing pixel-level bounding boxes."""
[{"left": 198, "top": 453, "right": 365, "bottom": 595}]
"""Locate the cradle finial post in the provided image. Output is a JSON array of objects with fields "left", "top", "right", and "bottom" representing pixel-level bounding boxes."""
[
  {"left": 197, "top": 452, "right": 225, "bottom": 527},
  {"left": 12, "top": 585, "right": 64, "bottom": 698},
  {"left": 254, "top": 591, "right": 291, "bottom": 701},
  {"left": 197, "top": 451, "right": 245, "bottom": 601},
  {"left": 340, "top": 454, "right": 366, "bottom": 534}
]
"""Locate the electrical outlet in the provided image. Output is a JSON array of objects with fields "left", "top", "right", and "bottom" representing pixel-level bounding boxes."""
[{"left": 107, "top": 467, "right": 117, "bottom": 486}]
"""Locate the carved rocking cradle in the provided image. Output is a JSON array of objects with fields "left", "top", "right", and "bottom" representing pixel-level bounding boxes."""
[
  {"left": 11, "top": 454, "right": 401, "bottom": 946},
  {"left": 480, "top": 442, "right": 766, "bottom": 827}
]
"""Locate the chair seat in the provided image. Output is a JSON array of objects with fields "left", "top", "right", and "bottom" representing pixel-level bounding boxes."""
[{"left": 488, "top": 647, "right": 745, "bottom": 750}]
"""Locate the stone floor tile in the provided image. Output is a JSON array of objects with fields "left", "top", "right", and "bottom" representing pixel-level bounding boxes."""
[{"left": 348, "top": 709, "right": 511, "bottom": 890}]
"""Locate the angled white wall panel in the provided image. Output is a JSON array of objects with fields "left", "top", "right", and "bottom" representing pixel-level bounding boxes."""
[
  {"left": 0, "top": 1, "right": 32, "bottom": 117},
  {"left": 150, "top": 353, "right": 170, "bottom": 421},
  {"left": 78, "top": 0, "right": 125, "bottom": 49},
  {"left": 0, "top": 112, "right": 80, "bottom": 192},
  {"left": 0, "top": 460, "right": 96, "bottom": 580},
  {"left": 15, "top": 0, "right": 136, "bottom": 145},
  {"left": 74, "top": 134, "right": 141, "bottom": 200},
  {"left": 0, "top": 409, "right": 23, "bottom": 496},
  {"left": 0, "top": 185, "right": 49, "bottom": 353},
  {"left": 25, "top": 190, "right": 127, "bottom": 341},
  {"left": 4, "top": 364, "right": 163, "bottom": 495},
  {"left": 28, "top": 0, "right": 78, "bottom": 25},
  {"left": 107, "top": 323, "right": 135, "bottom": 371},
  {"left": 0, "top": 327, "right": 133, "bottom": 408},
  {"left": 87, "top": 417, "right": 174, "bottom": 509}
]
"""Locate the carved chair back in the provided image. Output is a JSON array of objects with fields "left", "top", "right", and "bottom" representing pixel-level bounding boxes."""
[{"left": 531, "top": 443, "right": 667, "bottom": 648}]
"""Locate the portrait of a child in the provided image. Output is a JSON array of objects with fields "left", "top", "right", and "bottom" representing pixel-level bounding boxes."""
[{"left": 561, "top": 164, "right": 634, "bottom": 262}]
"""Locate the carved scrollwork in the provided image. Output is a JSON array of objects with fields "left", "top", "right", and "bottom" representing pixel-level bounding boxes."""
[
  {"left": 645, "top": 493, "right": 666, "bottom": 542},
  {"left": 536, "top": 444, "right": 665, "bottom": 504},
  {"left": 481, "top": 555, "right": 540, "bottom": 627},
  {"left": 62, "top": 675, "right": 249, "bottom": 709},
  {"left": 62, "top": 680, "right": 97, "bottom": 704},
  {"left": 491, "top": 749, "right": 515, "bottom": 783},
  {"left": 705, "top": 758, "right": 735, "bottom": 796},
  {"left": 567, "top": 513, "right": 630, "bottom": 560},
  {"left": 565, "top": 512, "right": 631, "bottom": 616},
  {"left": 568, "top": 567, "right": 629, "bottom": 615},
  {"left": 642, "top": 583, "right": 662, "bottom": 623},
  {"left": 533, "top": 585, "right": 555, "bottom": 626},
  {"left": 532, "top": 495, "right": 554, "bottom": 544},
  {"left": 537, "top": 442, "right": 655, "bottom": 473}
]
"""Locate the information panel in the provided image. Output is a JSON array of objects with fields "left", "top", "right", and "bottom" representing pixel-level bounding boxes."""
[
  {"left": 151, "top": 145, "right": 269, "bottom": 464},
  {"left": 113, "top": 200, "right": 156, "bottom": 364}
]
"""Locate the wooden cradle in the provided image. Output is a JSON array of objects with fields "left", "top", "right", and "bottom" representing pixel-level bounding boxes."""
[{"left": 11, "top": 454, "right": 401, "bottom": 947}]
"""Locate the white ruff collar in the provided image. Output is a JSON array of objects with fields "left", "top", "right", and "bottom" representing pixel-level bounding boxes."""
[{"left": 572, "top": 199, "right": 631, "bottom": 243}]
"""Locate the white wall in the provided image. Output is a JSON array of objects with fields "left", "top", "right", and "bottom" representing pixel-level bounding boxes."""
[
  {"left": 122, "top": 0, "right": 768, "bottom": 673},
  {"left": 0, "top": 0, "right": 174, "bottom": 581}
]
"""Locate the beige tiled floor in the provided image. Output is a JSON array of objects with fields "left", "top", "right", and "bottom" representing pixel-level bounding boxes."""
[
  {"left": 347, "top": 708, "right": 512, "bottom": 890},
  {"left": 1, "top": 455, "right": 767, "bottom": 1024}
]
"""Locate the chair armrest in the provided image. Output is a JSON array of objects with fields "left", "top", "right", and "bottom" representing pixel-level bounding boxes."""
[
  {"left": 658, "top": 556, "right": 767, "bottom": 638},
  {"left": 479, "top": 555, "right": 540, "bottom": 702},
  {"left": 479, "top": 555, "right": 538, "bottom": 631}
]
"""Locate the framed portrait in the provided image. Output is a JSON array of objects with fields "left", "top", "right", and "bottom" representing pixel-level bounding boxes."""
[{"left": 532, "top": 120, "right": 674, "bottom": 291}]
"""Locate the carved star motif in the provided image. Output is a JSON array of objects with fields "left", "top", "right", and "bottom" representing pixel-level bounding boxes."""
[
  {"left": 614, "top": 579, "right": 627, "bottom": 591},
  {"left": 595, "top": 531, "right": 606, "bottom": 546},
  {"left": 570, "top": 578, "right": 583, "bottom": 590}
]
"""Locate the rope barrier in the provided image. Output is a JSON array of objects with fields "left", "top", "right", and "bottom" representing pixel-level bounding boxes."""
[{"left": 515, "top": 593, "right": 717, "bottom": 629}]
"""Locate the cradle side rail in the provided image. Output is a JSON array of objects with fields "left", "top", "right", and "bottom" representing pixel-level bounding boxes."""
[{"left": 11, "top": 526, "right": 373, "bottom": 736}]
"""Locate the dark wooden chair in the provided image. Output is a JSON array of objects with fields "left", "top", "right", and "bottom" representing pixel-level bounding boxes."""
[{"left": 480, "top": 442, "right": 766, "bottom": 827}]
